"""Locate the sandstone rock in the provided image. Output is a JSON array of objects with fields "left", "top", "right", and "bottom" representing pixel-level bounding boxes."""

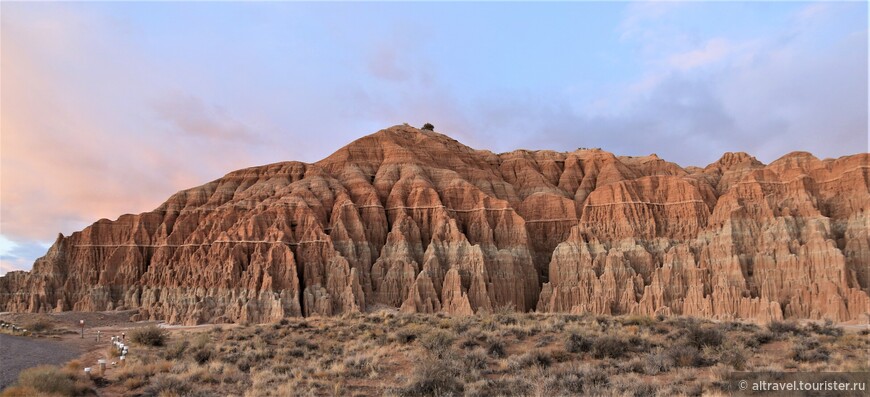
[{"left": 0, "top": 126, "right": 867, "bottom": 323}]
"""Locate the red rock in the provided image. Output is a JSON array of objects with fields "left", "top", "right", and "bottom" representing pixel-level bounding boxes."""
[{"left": 0, "top": 126, "right": 867, "bottom": 323}]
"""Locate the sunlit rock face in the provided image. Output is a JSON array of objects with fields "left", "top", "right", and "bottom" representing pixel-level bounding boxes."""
[{"left": 1, "top": 126, "right": 867, "bottom": 324}]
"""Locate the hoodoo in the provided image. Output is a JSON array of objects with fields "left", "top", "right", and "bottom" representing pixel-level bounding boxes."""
[{"left": 1, "top": 126, "right": 868, "bottom": 324}]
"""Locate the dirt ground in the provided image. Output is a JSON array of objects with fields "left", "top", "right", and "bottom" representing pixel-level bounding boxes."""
[
  {"left": 0, "top": 334, "right": 82, "bottom": 390},
  {"left": 0, "top": 310, "right": 209, "bottom": 395}
]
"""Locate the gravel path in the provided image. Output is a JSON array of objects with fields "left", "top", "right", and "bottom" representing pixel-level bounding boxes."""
[{"left": 0, "top": 334, "right": 82, "bottom": 390}]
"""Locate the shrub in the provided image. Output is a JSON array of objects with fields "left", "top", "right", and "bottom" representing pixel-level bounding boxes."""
[
  {"left": 495, "top": 312, "right": 518, "bottom": 325},
  {"left": 343, "top": 355, "right": 374, "bottom": 378},
  {"left": 465, "top": 377, "right": 531, "bottom": 397},
  {"left": 535, "top": 334, "right": 554, "bottom": 348},
  {"left": 686, "top": 325, "right": 724, "bottom": 349},
  {"left": 720, "top": 346, "right": 748, "bottom": 370},
  {"left": 592, "top": 336, "right": 630, "bottom": 359},
  {"left": 139, "top": 374, "right": 189, "bottom": 397},
  {"left": 398, "top": 358, "right": 463, "bottom": 396},
  {"left": 508, "top": 350, "right": 552, "bottom": 370},
  {"left": 664, "top": 316, "right": 698, "bottom": 329},
  {"left": 130, "top": 325, "right": 169, "bottom": 347},
  {"left": 192, "top": 347, "right": 213, "bottom": 365},
  {"left": 183, "top": 366, "right": 219, "bottom": 385},
  {"left": 792, "top": 337, "right": 830, "bottom": 362},
  {"left": 14, "top": 365, "right": 76, "bottom": 396},
  {"left": 643, "top": 350, "right": 674, "bottom": 374},
  {"left": 807, "top": 320, "right": 844, "bottom": 337},
  {"left": 114, "top": 360, "right": 173, "bottom": 384},
  {"left": 122, "top": 376, "right": 148, "bottom": 390},
  {"left": 546, "top": 367, "right": 609, "bottom": 395},
  {"left": 448, "top": 317, "right": 473, "bottom": 334},
  {"left": 668, "top": 345, "right": 704, "bottom": 367},
  {"left": 394, "top": 327, "right": 419, "bottom": 344},
  {"left": 621, "top": 316, "right": 656, "bottom": 327},
  {"left": 565, "top": 332, "right": 592, "bottom": 354},
  {"left": 236, "top": 357, "right": 252, "bottom": 373},
  {"left": 463, "top": 348, "right": 489, "bottom": 370},
  {"left": 459, "top": 335, "right": 480, "bottom": 350},
  {"left": 485, "top": 338, "right": 506, "bottom": 358},
  {"left": 626, "top": 335, "right": 653, "bottom": 354},
  {"left": 163, "top": 340, "right": 189, "bottom": 360},
  {"left": 109, "top": 346, "right": 122, "bottom": 358},
  {"left": 64, "top": 360, "right": 84, "bottom": 372},
  {"left": 769, "top": 321, "right": 804, "bottom": 336},
  {"left": 284, "top": 347, "right": 305, "bottom": 358},
  {"left": 620, "top": 357, "right": 645, "bottom": 374},
  {"left": 292, "top": 336, "right": 316, "bottom": 351},
  {"left": 421, "top": 123, "right": 435, "bottom": 131},
  {"left": 749, "top": 330, "right": 775, "bottom": 347},
  {"left": 24, "top": 319, "right": 54, "bottom": 333},
  {"left": 612, "top": 377, "right": 659, "bottom": 397},
  {"left": 419, "top": 329, "right": 456, "bottom": 358}
]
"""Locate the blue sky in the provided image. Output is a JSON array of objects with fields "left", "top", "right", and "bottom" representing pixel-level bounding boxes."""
[{"left": 1, "top": 1, "right": 867, "bottom": 273}]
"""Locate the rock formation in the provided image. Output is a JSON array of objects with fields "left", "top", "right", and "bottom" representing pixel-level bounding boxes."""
[{"left": 1, "top": 126, "right": 867, "bottom": 324}]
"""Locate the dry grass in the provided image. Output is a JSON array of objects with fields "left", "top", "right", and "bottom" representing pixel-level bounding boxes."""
[
  {"left": 0, "top": 364, "right": 94, "bottom": 397},
  {"left": 129, "top": 325, "right": 169, "bottom": 347},
  {"left": 42, "top": 313, "right": 867, "bottom": 396}
]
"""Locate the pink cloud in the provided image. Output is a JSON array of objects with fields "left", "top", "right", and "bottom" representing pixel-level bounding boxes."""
[
  {"left": 0, "top": 260, "right": 26, "bottom": 275},
  {"left": 0, "top": 5, "right": 269, "bottom": 245},
  {"left": 152, "top": 94, "right": 261, "bottom": 141},
  {"left": 668, "top": 38, "right": 731, "bottom": 71}
]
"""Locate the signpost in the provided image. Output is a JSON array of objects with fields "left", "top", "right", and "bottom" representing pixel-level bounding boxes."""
[{"left": 80, "top": 320, "right": 84, "bottom": 339}]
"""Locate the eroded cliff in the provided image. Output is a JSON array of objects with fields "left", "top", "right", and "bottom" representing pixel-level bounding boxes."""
[{"left": 1, "top": 126, "right": 867, "bottom": 324}]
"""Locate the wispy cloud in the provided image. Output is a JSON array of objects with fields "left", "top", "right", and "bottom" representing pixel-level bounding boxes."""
[
  {"left": 569, "top": 1, "right": 867, "bottom": 163},
  {"left": 1, "top": 2, "right": 865, "bottom": 274},
  {"left": 794, "top": 2, "right": 830, "bottom": 23},
  {"left": 153, "top": 94, "right": 261, "bottom": 142},
  {"left": 0, "top": 237, "right": 50, "bottom": 274},
  {"left": 668, "top": 38, "right": 731, "bottom": 71},
  {"left": 618, "top": 1, "right": 682, "bottom": 40},
  {"left": 0, "top": 4, "right": 275, "bottom": 260}
]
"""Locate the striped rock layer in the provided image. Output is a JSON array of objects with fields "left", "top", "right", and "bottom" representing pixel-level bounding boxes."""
[{"left": 1, "top": 126, "right": 868, "bottom": 324}]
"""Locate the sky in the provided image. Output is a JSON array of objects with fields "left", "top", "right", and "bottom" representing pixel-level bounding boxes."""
[{"left": 1, "top": 1, "right": 867, "bottom": 274}]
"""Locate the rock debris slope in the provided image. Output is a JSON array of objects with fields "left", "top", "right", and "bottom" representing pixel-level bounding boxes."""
[{"left": 1, "top": 126, "right": 868, "bottom": 324}]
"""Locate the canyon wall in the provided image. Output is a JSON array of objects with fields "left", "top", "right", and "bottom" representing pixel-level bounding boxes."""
[{"left": 1, "top": 126, "right": 867, "bottom": 324}]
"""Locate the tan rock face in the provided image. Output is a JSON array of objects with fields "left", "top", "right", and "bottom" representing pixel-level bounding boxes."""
[{"left": 1, "top": 126, "right": 867, "bottom": 324}]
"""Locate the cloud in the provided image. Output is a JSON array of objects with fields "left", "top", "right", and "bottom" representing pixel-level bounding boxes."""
[
  {"left": 794, "top": 3, "right": 830, "bottom": 23},
  {"left": 0, "top": 4, "right": 276, "bottom": 259},
  {"left": 366, "top": 45, "right": 411, "bottom": 82},
  {"left": 0, "top": 237, "right": 50, "bottom": 275},
  {"left": 152, "top": 94, "right": 261, "bottom": 141},
  {"left": 1, "top": 2, "right": 865, "bottom": 274},
  {"left": 0, "top": 261, "right": 25, "bottom": 275},
  {"left": 363, "top": 24, "right": 434, "bottom": 86},
  {"left": 619, "top": 1, "right": 682, "bottom": 40},
  {"left": 580, "top": 2, "right": 866, "bottom": 163},
  {"left": 424, "top": 2, "right": 866, "bottom": 167},
  {"left": 668, "top": 38, "right": 731, "bottom": 71}
]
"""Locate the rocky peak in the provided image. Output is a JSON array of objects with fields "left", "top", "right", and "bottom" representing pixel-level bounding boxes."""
[{"left": 708, "top": 152, "right": 763, "bottom": 172}]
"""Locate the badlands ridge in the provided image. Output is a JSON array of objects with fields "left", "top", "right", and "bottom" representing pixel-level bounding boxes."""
[{"left": 1, "top": 126, "right": 867, "bottom": 324}]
